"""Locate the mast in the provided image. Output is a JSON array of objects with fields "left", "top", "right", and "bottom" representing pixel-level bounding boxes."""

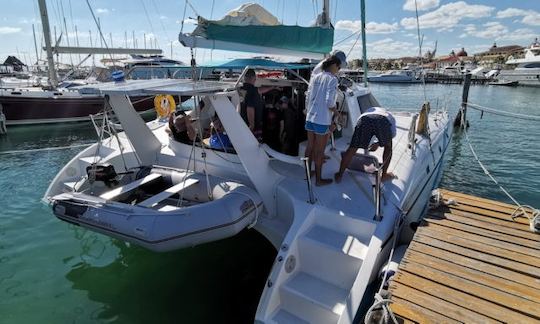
[
  {"left": 322, "top": 0, "right": 330, "bottom": 26},
  {"left": 360, "top": 0, "right": 368, "bottom": 87},
  {"left": 32, "top": 24, "right": 40, "bottom": 68},
  {"left": 37, "top": 0, "right": 58, "bottom": 88}
]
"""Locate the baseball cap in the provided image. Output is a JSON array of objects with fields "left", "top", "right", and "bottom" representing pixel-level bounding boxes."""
[{"left": 332, "top": 50, "right": 347, "bottom": 69}]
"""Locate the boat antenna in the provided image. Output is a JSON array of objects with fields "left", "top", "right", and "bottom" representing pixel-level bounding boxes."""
[
  {"left": 360, "top": 0, "right": 368, "bottom": 87},
  {"left": 414, "top": 0, "right": 427, "bottom": 102}
]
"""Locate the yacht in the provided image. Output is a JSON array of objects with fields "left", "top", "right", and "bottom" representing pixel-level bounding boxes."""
[
  {"left": 367, "top": 69, "right": 422, "bottom": 83},
  {"left": 44, "top": 2, "right": 452, "bottom": 323},
  {"left": 498, "top": 38, "right": 540, "bottom": 87}
]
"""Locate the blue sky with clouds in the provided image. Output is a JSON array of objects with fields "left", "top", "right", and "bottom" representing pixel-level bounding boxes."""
[{"left": 0, "top": 0, "right": 539, "bottom": 65}]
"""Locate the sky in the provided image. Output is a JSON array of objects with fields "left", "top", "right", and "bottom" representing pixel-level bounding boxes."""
[{"left": 0, "top": 0, "right": 539, "bottom": 66}]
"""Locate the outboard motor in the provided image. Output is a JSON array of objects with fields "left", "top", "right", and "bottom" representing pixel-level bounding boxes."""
[{"left": 86, "top": 164, "right": 118, "bottom": 186}]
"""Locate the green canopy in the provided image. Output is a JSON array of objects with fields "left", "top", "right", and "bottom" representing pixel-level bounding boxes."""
[{"left": 204, "top": 23, "right": 334, "bottom": 54}]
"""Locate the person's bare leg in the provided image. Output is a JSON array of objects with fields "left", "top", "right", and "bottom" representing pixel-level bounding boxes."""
[
  {"left": 305, "top": 131, "right": 315, "bottom": 173},
  {"left": 315, "top": 133, "right": 332, "bottom": 186},
  {"left": 334, "top": 147, "right": 357, "bottom": 183},
  {"left": 381, "top": 141, "right": 395, "bottom": 181}
]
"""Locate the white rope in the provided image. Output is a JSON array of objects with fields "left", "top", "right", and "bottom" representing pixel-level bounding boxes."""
[
  {"left": 463, "top": 128, "right": 540, "bottom": 233},
  {"left": 465, "top": 102, "right": 540, "bottom": 121}
]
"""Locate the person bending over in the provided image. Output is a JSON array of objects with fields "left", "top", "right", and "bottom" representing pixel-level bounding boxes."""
[{"left": 335, "top": 107, "right": 396, "bottom": 183}]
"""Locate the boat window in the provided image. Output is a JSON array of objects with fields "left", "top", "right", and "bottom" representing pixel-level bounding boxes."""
[
  {"left": 523, "top": 63, "right": 540, "bottom": 68},
  {"left": 357, "top": 93, "right": 381, "bottom": 113}
]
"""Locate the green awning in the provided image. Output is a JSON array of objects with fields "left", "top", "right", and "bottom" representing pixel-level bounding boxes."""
[{"left": 205, "top": 23, "right": 334, "bottom": 54}]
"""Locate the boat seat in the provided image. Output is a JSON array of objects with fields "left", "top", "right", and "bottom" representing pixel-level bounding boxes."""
[
  {"left": 99, "top": 173, "right": 162, "bottom": 200},
  {"left": 137, "top": 178, "right": 200, "bottom": 208}
]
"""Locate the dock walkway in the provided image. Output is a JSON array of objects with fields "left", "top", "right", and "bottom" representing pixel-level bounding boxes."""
[{"left": 388, "top": 189, "right": 540, "bottom": 323}]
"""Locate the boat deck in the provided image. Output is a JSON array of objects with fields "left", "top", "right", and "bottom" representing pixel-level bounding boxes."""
[{"left": 388, "top": 189, "right": 540, "bottom": 323}]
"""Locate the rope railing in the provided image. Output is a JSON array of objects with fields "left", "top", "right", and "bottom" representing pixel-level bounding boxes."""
[{"left": 465, "top": 102, "right": 540, "bottom": 121}]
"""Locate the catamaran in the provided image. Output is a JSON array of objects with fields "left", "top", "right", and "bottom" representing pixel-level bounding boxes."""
[{"left": 44, "top": 2, "right": 451, "bottom": 323}]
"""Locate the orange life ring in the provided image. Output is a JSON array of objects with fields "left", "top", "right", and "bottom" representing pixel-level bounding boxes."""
[{"left": 154, "top": 95, "right": 176, "bottom": 118}]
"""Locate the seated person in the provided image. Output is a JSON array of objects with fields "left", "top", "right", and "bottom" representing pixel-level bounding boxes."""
[
  {"left": 167, "top": 110, "right": 197, "bottom": 144},
  {"left": 263, "top": 99, "right": 283, "bottom": 151},
  {"left": 208, "top": 116, "right": 233, "bottom": 151},
  {"left": 335, "top": 107, "right": 397, "bottom": 182}
]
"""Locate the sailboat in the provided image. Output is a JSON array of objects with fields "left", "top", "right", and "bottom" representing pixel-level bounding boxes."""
[
  {"left": 0, "top": 0, "right": 157, "bottom": 127},
  {"left": 44, "top": 2, "right": 451, "bottom": 323}
]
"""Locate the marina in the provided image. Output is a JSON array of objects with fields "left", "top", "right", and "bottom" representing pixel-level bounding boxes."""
[{"left": 0, "top": 0, "right": 539, "bottom": 323}]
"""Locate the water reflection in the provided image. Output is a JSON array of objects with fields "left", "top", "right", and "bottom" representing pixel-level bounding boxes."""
[{"left": 65, "top": 229, "right": 276, "bottom": 323}]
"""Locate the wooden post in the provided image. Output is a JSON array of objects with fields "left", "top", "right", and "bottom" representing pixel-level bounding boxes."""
[{"left": 454, "top": 73, "right": 472, "bottom": 128}]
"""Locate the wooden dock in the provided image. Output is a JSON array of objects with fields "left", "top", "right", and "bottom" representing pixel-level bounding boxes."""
[{"left": 388, "top": 189, "right": 540, "bottom": 323}]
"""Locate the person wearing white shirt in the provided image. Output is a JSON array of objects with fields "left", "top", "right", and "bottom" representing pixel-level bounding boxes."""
[
  {"left": 335, "top": 107, "right": 397, "bottom": 182},
  {"left": 304, "top": 54, "right": 343, "bottom": 186}
]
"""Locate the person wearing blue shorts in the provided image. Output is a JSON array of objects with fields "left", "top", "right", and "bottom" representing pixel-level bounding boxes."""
[
  {"left": 335, "top": 107, "right": 397, "bottom": 183},
  {"left": 304, "top": 52, "right": 345, "bottom": 186}
]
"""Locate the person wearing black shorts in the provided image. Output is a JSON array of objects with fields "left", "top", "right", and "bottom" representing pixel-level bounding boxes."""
[{"left": 335, "top": 107, "right": 396, "bottom": 182}]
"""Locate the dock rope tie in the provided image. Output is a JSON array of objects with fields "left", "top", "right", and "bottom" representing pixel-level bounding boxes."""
[{"left": 464, "top": 128, "right": 540, "bottom": 233}]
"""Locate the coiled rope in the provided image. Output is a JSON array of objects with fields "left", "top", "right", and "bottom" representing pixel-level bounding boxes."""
[{"left": 463, "top": 128, "right": 540, "bottom": 233}]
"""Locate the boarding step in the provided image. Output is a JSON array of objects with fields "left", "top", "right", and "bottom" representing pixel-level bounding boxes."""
[
  {"left": 281, "top": 272, "right": 348, "bottom": 324},
  {"left": 138, "top": 178, "right": 199, "bottom": 208},
  {"left": 271, "top": 309, "right": 309, "bottom": 324},
  {"left": 100, "top": 173, "right": 161, "bottom": 200},
  {"left": 299, "top": 225, "right": 367, "bottom": 289}
]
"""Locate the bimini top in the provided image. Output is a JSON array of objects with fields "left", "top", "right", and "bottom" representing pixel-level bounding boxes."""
[
  {"left": 179, "top": 3, "right": 333, "bottom": 59},
  {"left": 77, "top": 79, "right": 236, "bottom": 96},
  {"left": 213, "top": 58, "right": 313, "bottom": 70}
]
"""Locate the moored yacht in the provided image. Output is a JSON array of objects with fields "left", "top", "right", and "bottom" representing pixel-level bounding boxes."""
[
  {"left": 367, "top": 69, "right": 422, "bottom": 83},
  {"left": 498, "top": 38, "right": 540, "bottom": 87}
]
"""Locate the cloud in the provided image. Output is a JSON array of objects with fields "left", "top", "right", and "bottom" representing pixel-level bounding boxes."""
[
  {"left": 401, "top": 1, "right": 494, "bottom": 30},
  {"left": 335, "top": 37, "right": 418, "bottom": 58},
  {"left": 403, "top": 0, "right": 440, "bottom": 11},
  {"left": 496, "top": 8, "right": 540, "bottom": 26},
  {"left": 335, "top": 20, "right": 399, "bottom": 34},
  {"left": 0, "top": 26, "right": 22, "bottom": 34},
  {"left": 96, "top": 8, "right": 109, "bottom": 14},
  {"left": 176, "top": 18, "right": 197, "bottom": 25},
  {"left": 461, "top": 22, "right": 538, "bottom": 42}
]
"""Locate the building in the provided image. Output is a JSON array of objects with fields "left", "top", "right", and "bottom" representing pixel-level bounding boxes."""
[{"left": 474, "top": 43, "right": 524, "bottom": 68}]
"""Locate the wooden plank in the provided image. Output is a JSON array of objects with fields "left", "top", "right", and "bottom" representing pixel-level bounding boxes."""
[
  {"left": 413, "top": 234, "right": 540, "bottom": 278},
  {"left": 427, "top": 211, "right": 540, "bottom": 242},
  {"left": 100, "top": 173, "right": 161, "bottom": 200},
  {"left": 422, "top": 221, "right": 540, "bottom": 259},
  {"left": 429, "top": 208, "right": 531, "bottom": 233},
  {"left": 138, "top": 178, "right": 199, "bottom": 207},
  {"left": 439, "top": 189, "right": 533, "bottom": 214},
  {"left": 394, "top": 269, "right": 540, "bottom": 322},
  {"left": 399, "top": 260, "right": 540, "bottom": 319},
  {"left": 423, "top": 216, "right": 540, "bottom": 249},
  {"left": 409, "top": 241, "right": 540, "bottom": 290},
  {"left": 392, "top": 270, "right": 535, "bottom": 323},
  {"left": 390, "top": 282, "right": 500, "bottom": 323},
  {"left": 390, "top": 297, "right": 460, "bottom": 324},
  {"left": 448, "top": 203, "right": 529, "bottom": 226},
  {"left": 418, "top": 224, "right": 540, "bottom": 268},
  {"left": 405, "top": 250, "right": 540, "bottom": 304}
]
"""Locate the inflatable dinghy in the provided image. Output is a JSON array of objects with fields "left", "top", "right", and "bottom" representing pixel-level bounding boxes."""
[{"left": 51, "top": 166, "right": 262, "bottom": 252}]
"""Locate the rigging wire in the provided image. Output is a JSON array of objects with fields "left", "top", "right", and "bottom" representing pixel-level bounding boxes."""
[
  {"left": 84, "top": 0, "right": 117, "bottom": 69},
  {"left": 414, "top": 0, "right": 427, "bottom": 102},
  {"left": 139, "top": 0, "right": 159, "bottom": 49}
]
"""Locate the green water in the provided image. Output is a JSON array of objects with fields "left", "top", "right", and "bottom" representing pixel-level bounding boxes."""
[{"left": 0, "top": 84, "right": 539, "bottom": 323}]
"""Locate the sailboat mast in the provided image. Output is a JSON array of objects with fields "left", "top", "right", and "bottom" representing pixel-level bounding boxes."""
[
  {"left": 360, "top": 0, "right": 368, "bottom": 87},
  {"left": 38, "top": 0, "right": 58, "bottom": 88},
  {"left": 322, "top": 0, "right": 330, "bottom": 26},
  {"left": 32, "top": 24, "right": 40, "bottom": 68}
]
